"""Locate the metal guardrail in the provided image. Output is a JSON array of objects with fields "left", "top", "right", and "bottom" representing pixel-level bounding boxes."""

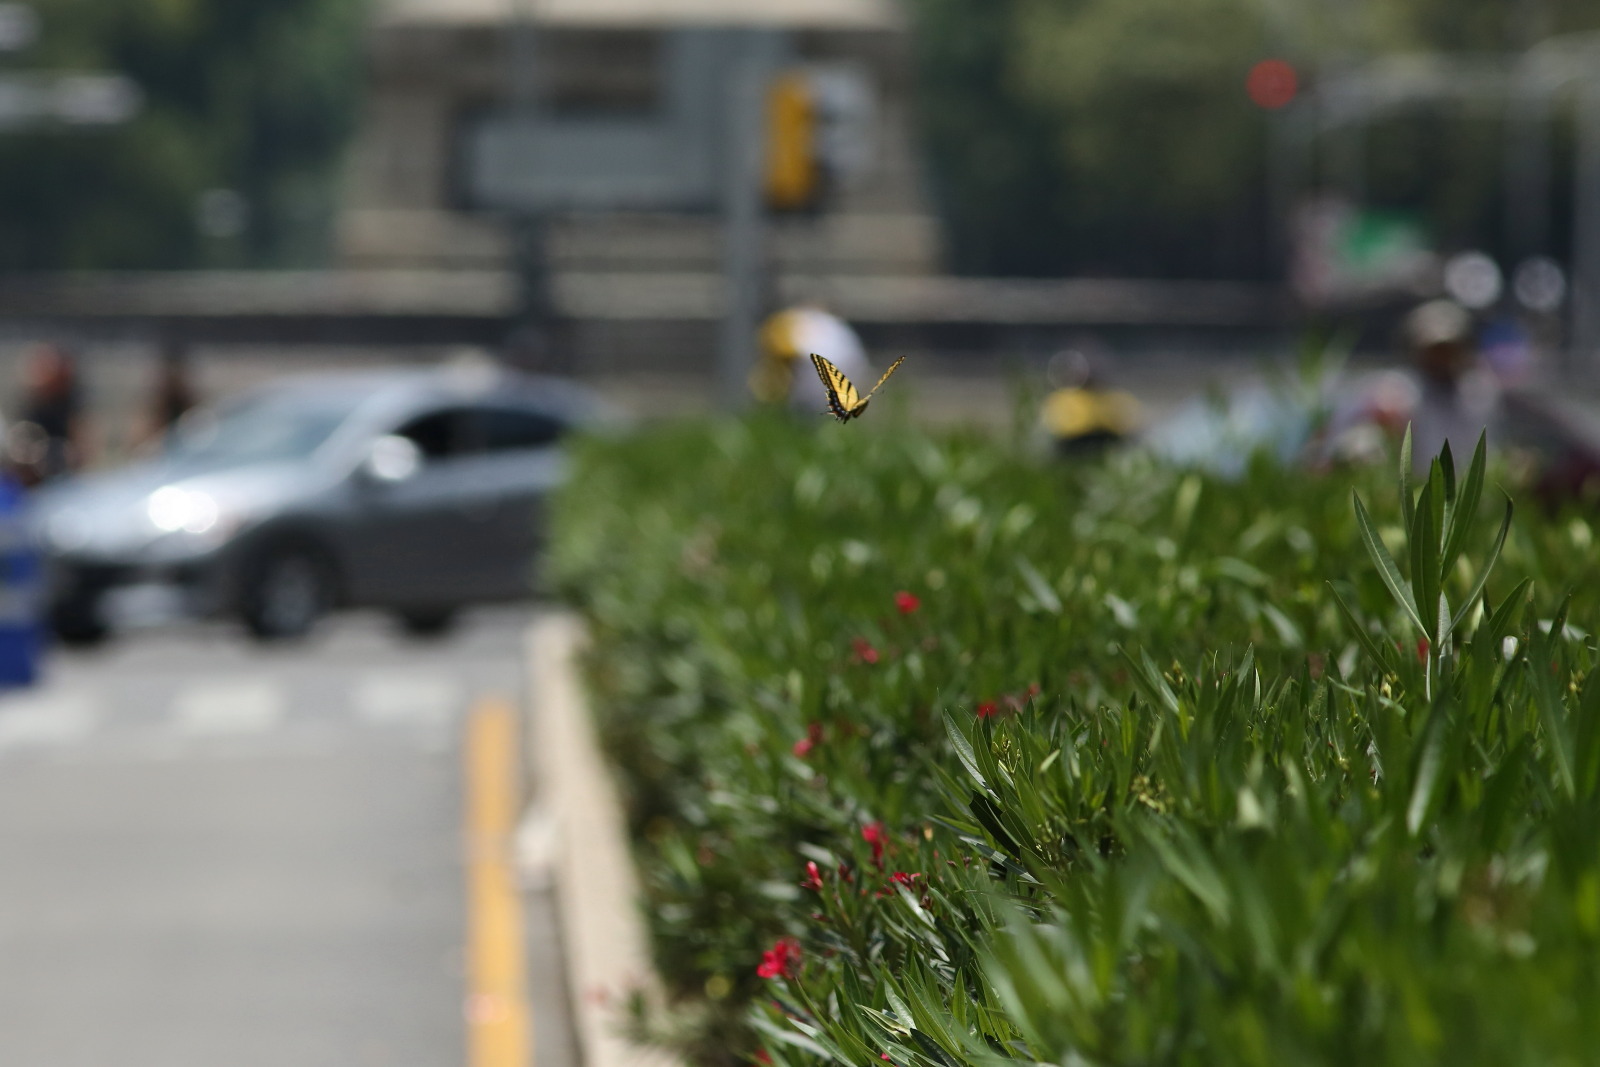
[{"left": 0, "top": 270, "right": 1291, "bottom": 345}]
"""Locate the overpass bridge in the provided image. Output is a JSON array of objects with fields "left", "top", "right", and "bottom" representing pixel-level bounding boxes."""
[{"left": 0, "top": 269, "right": 1292, "bottom": 365}]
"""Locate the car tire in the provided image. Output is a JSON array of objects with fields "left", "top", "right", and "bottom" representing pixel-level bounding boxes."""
[
  {"left": 239, "top": 543, "right": 334, "bottom": 641},
  {"left": 49, "top": 596, "right": 109, "bottom": 647},
  {"left": 395, "top": 607, "right": 459, "bottom": 638}
]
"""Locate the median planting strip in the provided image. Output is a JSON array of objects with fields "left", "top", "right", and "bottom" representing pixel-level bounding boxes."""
[{"left": 551, "top": 414, "right": 1600, "bottom": 1066}]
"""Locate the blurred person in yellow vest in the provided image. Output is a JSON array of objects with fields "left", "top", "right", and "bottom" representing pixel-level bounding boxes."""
[
  {"left": 751, "top": 302, "right": 875, "bottom": 414},
  {"left": 1039, "top": 348, "right": 1142, "bottom": 455}
]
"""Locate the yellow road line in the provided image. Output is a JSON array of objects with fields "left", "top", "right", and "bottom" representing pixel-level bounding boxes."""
[{"left": 465, "top": 697, "right": 533, "bottom": 1067}]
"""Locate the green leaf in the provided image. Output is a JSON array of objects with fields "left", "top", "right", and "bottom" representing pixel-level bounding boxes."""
[
  {"left": 1398, "top": 422, "right": 1415, "bottom": 529},
  {"left": 1438, "top": 439, "right": 1456, "bottom": 505},
  {"left": 1329, "top": 582, "right": 1393, "bottom": 670},
  {"left": 1439, "top": 432, "right": 1487, "bottom": 578},
  {"left": 1450, "top": 496, "right": 1514, "bottom": 633},
  {"left": 944, "top": 712, "right": 988, "bottom": 792},
  {"left": 1482, "top": 576, "right": 1533, "bottom": 644},
  {"left": 1016, "top": 556, "right": 1063, "bottom": 614},
  {"left": 1353, "top": 491, "right": 1424, "bottom": 633},
  {"left": 1406, "top": 705, "right": 1449, "bottom": 836},
  {"left": 1409, "top": 474, "right": 1441, "bottom": 643}
]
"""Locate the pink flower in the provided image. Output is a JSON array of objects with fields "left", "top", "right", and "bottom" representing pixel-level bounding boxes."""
[
  {"left": 975, "top": 701, "right": 998, "bottom": 719},
  {"left": 894, "top": 590, "right": 921, "bottom": 615},
  {"left": 851, "top": 637, "right": 880, "bottom": 665},
  {"left": 801, "top": 861, "right": 824, "bottom": 891},
  {"left": 1416, "top": 637, "right": 1430, "bottom": 663},
  {"left": 862, "top": 821, "right": 888, "bottom": 867},
  {"left": 756, "top": 937, "right": 802, "bottom": 979},
  {"left": 889, "top": 871, "right": 922, "bottom": 886}
]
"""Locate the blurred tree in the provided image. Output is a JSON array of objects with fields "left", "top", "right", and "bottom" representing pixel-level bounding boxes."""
[
  {"left": 907, "top": 0, "right": 1600, "bottom": 279},
  {"left": 0, "top": 0, "right": 366, "bottom": 270}
]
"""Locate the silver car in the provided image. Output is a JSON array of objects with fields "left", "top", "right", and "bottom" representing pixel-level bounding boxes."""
[{"left": 32, "top": 366, "right": 612, "bottom": 644}]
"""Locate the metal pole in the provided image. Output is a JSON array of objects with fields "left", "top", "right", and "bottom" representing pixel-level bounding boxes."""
[
  {"left": 716, "top": 30, "right": 780, "bottom": 411},
  {"left": 1504, "top": 75, "right": 1551, "bottom": 260},
  {"left": 505, "top": 0, "right": 554, "bottom": 371},
  {"left": 1572, "top": 81, "right": 1600, "bottom": 378},
  {"left": 1269, "top": 102, "right": 1314, "bottom": 281},
  {"left": 511, "top": 0, "right": 539, "bottom": 109}
]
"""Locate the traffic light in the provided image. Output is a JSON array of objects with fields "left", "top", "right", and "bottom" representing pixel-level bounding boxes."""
[{"left": 765, "top": 71, "right": 820, "bottom": 211}]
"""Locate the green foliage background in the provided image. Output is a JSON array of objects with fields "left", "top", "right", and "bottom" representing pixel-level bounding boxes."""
[
  {"left": 909, "top": 0, "right": 1600, "bottom": 276},
  {"left": 0, "top": 0, "right": 367, "bottom": 270},
  {"left": 552, "top": 411, "right": 1600, "bottom": 1066}
]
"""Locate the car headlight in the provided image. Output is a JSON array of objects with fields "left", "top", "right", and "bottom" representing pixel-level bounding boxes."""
[{"left": 147, "top": 486, "right": 222, "bottom": 535}]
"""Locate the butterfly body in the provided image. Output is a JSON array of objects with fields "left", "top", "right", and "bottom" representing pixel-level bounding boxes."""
[{"left": 809, "top": 353, "right": 905, "bottom": 423}]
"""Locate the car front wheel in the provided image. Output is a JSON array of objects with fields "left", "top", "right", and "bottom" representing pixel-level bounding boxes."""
[
  {"left": 239, "top": 544, "right": 333, "bottom": 640},
  {"left": 395, "top": 607, "right": 458, "bottom": 638},
  {"left": 49, "top": 593, "right": 109, "bottom": 647}
]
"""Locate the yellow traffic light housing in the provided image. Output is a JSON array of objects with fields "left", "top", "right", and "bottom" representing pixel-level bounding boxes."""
[{"left": 765, "top": 71, "right": 820, "bottom": 212}]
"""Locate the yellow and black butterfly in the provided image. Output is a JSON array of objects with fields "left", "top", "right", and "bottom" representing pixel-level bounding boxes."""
[{"left": 809, "top": 353, "right": 906, "bottom": 422}]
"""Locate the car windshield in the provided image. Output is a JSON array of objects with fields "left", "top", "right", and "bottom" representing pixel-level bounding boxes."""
[{"left": 163, "top": 390, "right": 366, "bottom": 472}]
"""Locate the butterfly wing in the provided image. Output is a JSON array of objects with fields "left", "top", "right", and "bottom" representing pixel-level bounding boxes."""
[
  {"left": 810, "top": 354, "right": 863, "bottom": 421},
  {"left": 861, "top": 356, "right": 907, "bottom": 402}
]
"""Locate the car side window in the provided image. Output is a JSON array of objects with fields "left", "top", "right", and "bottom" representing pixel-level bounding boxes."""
[
  {"left": 475, "top": 407, "right": 567, "bottom": 453},
  {"left": 394, "top": 409, "right": 462, "bottom": 461}
]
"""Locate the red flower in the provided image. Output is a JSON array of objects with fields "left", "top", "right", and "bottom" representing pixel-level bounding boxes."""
[
  {"left": 1025, "top": 683, "right": 1041, "bottom": 698},
  {"left": 894, "top": 590, "right": 921, "bottom": 615},
  {"left": 862, "top": 821, "right": 888, "bottom": 867},
  {"left": 975, "top": 701, "right": 998, "bottom": 719},
  {"left": 756, "top": 937, "right": 802, "bottom": 980},
  {"left": 889, "top": 871, "right": 922, "bottom": 887},
  {"left": 851, "top": 637, "right": 880, "bottom": 665},
  {"left": 801, "top": 861, "right": 824, "bottom": 891},
  {"left": 754, "top": 1051, "right": 773, "bottom": 1065},
  {"left": 1416, "top": 637, "right": 1430, "bottom": 663},
  {"left": 792, "top": 721, "right": 824, "bottom": 758}
]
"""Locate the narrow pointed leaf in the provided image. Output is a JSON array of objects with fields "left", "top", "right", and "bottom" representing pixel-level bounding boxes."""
[
  {"left": 1440, "top": 432, "right": 1487, "bottom": 577},
  {"left": 1330, "top": 582, "right": 1394, "bottom": 670},
  {"left": 1398, "top": 423, "right": 1415, "bottom": 529},
  {"left": 1354, "top": 492, "right": 1424, "bottom": 633},
  {"left": 944, "top": 712, "right": 988, "bottom": 792}
]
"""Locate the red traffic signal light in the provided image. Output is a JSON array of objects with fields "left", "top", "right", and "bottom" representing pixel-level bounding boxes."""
[{"left": 1247, "top": 59, "right": 1298, "bottom": 110}]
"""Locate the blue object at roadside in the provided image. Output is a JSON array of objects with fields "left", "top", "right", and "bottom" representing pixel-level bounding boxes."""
[{"left": 0, "top": 474, "right": 41, "bottom": 687}]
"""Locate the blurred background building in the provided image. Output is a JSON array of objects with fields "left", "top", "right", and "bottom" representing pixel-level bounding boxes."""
[
  {"left": 339, "top": 0, "right": 942, "bottom": 375},
  {"left": 0, "top": 0, "right": 1594, "bottom": 428}
]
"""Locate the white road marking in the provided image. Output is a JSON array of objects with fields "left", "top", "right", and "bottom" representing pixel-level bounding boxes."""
[
  {"left": 352, "top": 672, "right": 461, "bottom": 728},
  {"left": 171, "top": 679, "right": 285, "bottom": 735},
  {"left": 0, "top": 692, "right": 97, "bottom": 750}
]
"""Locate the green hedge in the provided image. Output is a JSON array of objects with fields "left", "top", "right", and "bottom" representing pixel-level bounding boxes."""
[{"left": 550, "top": 413, "right": 1600, "bottom": 1067}]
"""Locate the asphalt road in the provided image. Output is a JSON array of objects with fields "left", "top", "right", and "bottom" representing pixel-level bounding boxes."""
[{"left": 0, "top": 606, "right": 570, "bottom": 1067}]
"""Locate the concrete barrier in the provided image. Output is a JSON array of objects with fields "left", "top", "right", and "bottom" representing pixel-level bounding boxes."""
[{"left": 525, "top": 612, "right": 682, "bottom": 1067}]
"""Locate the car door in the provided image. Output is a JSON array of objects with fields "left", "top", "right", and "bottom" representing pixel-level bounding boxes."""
[
  {"left": 342, "top": 406, "right": 494, "bottom": 607},
  {"left": 448, "top": 403, "right": 570, "bottom": 599}
]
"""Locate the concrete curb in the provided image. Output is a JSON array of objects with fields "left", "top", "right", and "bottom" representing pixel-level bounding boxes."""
[{"left": 525, "top": 612, "right": 682, "bottom": 1067}]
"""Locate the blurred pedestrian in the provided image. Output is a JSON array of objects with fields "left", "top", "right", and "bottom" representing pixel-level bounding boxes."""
[
  {"left": 9, "top": 342, "right": 92, "bottom": 486},
  {"left": 1401, "top": 299, "right": 1498, "bottom": 470},
  {"left": 133, "top": 340, "right": 199, "bottom": 449},
  {"left": 751, "top": 302, "right": 874, "bottom": 413},
  {"left": 1038, "top": 348, "right": 1142, "bottom": 456}
]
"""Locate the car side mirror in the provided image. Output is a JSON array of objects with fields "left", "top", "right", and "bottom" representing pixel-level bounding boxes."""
[{"left": 361, "top": 435, "right": 422, "bottom": 484}]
